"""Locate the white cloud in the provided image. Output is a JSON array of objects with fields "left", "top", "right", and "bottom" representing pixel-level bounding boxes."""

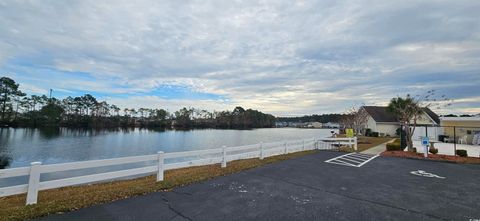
[
  {"left": 104, "top": 96, "right": 232, "bottom": 113},
  {"left": 1, "top": 0, "right": 479, "bottom": 115}
]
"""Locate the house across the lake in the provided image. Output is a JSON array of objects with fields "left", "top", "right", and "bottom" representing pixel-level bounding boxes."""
[
  {"left": 323, "top": 122, "right": 340, "bottom": 128},
  {"left": 305, "top": 122, "right": 323, "bottom": 128},
  {"left": 362, "top": 106, "right": 440, "bottom": 137}
]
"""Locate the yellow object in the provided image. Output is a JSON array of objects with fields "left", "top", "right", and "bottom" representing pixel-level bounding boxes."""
[{"left": 346, "top": 129, "right": 354, "bottom": 138}]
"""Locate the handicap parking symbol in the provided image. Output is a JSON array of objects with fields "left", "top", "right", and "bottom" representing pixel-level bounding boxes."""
[{"left": 410, "top": 170, "right": 445, "bottom": 179}]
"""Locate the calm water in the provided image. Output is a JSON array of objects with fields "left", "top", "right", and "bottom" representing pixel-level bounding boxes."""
[{"left": 0, "top": 127, "right": 335, "bottom": 169}]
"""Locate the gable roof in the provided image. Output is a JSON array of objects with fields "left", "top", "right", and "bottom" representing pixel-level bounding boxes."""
[
  {"left": 423, "top": 107, "right": 440, "bottom": 124},
  {"left": 363, "top": 106, "right": 440, "bottom": 124},
  {"left": 362, "top": 106, "right": 398, "bottom": 123}
]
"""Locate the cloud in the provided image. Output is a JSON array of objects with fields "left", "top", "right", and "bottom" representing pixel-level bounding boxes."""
[{"left": 0, "top": 0, "right": 479, "bottom": 115}]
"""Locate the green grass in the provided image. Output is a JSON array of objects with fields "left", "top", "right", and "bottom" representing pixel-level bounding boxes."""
[
  {"left": 0, "top": 150, "right": 318, "bottom": 221},
  {"left": 356, "top": 136, "right": 395, "bottom": 152}
]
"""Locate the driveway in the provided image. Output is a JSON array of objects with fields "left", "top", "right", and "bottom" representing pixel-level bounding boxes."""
[{"left": 37, "top": 151, "right": 480, "bottom": 221}]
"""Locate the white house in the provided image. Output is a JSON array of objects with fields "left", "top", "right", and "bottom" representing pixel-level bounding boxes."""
[
  {"left": 324, "top": 122, "right": 340, "bottom": 128},
  {"left": 362, "top": 106, "right": 440, "bottom": 137},
  {"left": 306, "top": 122, "right": 323, "bottom": 128}
]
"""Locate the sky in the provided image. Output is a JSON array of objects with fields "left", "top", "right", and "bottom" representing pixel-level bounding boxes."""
[{"left": 0, "top": 0, "right": 479, "bottom": 116}]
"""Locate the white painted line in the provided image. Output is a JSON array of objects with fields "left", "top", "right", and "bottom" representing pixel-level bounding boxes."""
[
  {"left": 324, "top": 153, "right": 355, "bottom": 163},
  {"left": 347, "top": 154, "right": 373, "bottom": 160},
  {"left": 353, "top": 153, "right": 376, "bottom": 158},
  {"left": 339, "top": 157, "right": 364, "bottom": 164},
  {"left": 331, "top": 159, "right": 358, "bottom": 166},
  {"left": 410, "top": 170, "right": 445, "bottom": 179},
  {"left": 325, "top": 153, "right": 380, "bottom": 168},
  {"left": 356, "top": 155, "right": 379, "bottom": 167},
  {"left": 345, "top": 156, "right": 371, "bottom": 162},
  {"left": 325, "top": 160, "right": 357, "bottom": 167}
]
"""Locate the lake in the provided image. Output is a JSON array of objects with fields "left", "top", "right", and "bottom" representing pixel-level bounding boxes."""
[{"left": 0, "top": 127, "right": 336, "bottom": 169}]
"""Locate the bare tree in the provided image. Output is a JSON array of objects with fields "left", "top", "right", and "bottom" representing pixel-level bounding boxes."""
[{"left": 343, "top": 105, "right": 369, "bottom": 135}]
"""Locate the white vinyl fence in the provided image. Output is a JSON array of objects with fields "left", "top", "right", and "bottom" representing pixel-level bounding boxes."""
[{"left": 0, "top": 137, "right": 356, "bottom": 205}]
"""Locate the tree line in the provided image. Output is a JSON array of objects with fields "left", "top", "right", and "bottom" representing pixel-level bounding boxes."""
[
  {"left": 276, "top": 114, "right": 348, "bottom": 123},
  {"left": 0, "top": 77, "right": 275, "bottom": 129}
]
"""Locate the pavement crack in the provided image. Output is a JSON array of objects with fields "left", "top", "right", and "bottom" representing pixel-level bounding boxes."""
[
  {"left": 250, "top": 172, "right": 449, "bottom": 221},
  {"left": 160, "top": 193, "right": 193, "bottom": 221},
  {"left": 171, "top": 190, "right": 194, "bottom": 196}
]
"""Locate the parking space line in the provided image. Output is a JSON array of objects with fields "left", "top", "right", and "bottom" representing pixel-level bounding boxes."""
[
  {"left": 339, "top": 157, "right": 364, "bottom": 164},
  {"left": 325, "top": 153, "right": 379, "bottom": 167},
  {"left": 344, "top": 155, "right": 371, "bottom": 162},
  {"left": 326, "top": 160, "right": 357, "bottom": 167},
  {"left": 346, "top": 155, "right": 372, "bottom": 160},
  {"left": 356, "top": 155, "right": 379, "bottom": 167},
  {"left": 355, "top": 153, "right": 376, "bottom": 158},
  {"left": 324, "top": 153, "right": 355, "bottom": 162}
]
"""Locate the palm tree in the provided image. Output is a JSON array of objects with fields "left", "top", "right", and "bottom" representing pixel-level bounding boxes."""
[
  {"left": 110, "top": 105, "right": 120, "bottom": 116},
  {"left": 0, "top": 77, "right": 22, "bottom": 122},
  {"left": 129, "top": 109, "right": 137, "bottom": 118},
  {"left": 387, "top": 95, "right": 423, "bottom": 151},
  {"left": 138, "top": 108, "right": 147, "bottom": 119}
]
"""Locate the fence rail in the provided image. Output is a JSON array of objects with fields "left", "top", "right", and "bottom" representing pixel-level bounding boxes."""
[{"left": 0, "top": 137, "right": 357, "bottom": 205}]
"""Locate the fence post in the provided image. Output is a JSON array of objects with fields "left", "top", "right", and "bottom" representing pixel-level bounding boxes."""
[
  {"left": 284, "top": 141, "right": 288, "bottom": 154},
  {"left": 221, "top": 146, "right": 227, "bottom": 168},
  {"left": 26, "top": 162, "right": 42, "bottom": 205},
  {"left": 453, "top": 126, "right": 457, "bottom": 154},
  {"left": 302, "top": 140, "right": 305, "bottom": 151},
  {"left": 259, "top": 142, "right": 264, "bottom": 160},
  {"left": 157, "top": 151, "right": 165, "bottom": 181},
  {"left": 354, "top": 137, "right": 358, "bottom": 151}
]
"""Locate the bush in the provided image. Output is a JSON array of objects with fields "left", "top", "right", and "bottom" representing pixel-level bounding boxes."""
[
  {"left": 386, "top": 142, "right": 402, "bottom": 151},
  {"left": 365, "top": 128, "right": 372, "bottom": 136},
  {"left": 370, "top": 132, "right": 379, "bottom": 137},
  {"left": 429, "top": 148, "right": 438, "bottom": 154},
  {"left": 395, "top": 127, "right": 402, "bottom": 136},
  {"left": 338, "top": 146, "right": 354, "bottom": 153},
  {"left": 456, "top": 149, "right": 468, "bottom": 157}
]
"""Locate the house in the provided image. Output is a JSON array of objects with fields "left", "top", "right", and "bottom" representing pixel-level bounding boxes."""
[
  {"left": 275, "top": 121, "right": 288, "bottom": 127},
  {"left": 306, "top": 122, "right": 323, "bottom": 128},
  {"left": 323, "top": 122, "right": 340, "bottom": 128},
  {"left": 362, "top": 106, "right": 440, "bottom": 137}
]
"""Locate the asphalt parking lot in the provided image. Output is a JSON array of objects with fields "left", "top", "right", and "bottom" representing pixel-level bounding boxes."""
[{"left": 38, "top": 151, "right": 480, "bottom": 221}]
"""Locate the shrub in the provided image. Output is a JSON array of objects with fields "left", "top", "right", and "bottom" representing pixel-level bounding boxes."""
[
  {"left": 395, "top": 127, "right": 402, "bottom": 136},
  {"left": 386, "top": 142, "right": 402, "bottom": 151},
  {"left": 456, "top": 149, "right": 468, "bottom": 157},
  {"left": 370, "top": 132, "right": 379, "bottom": 137},
  {"left": 429, "top": 148, "right": 438, "bottom": 154},
  {"left": 365, "top": 128, "right": 372, "bottom": 136},
  {"left": 338, "top": 146, "right": 354, "bottom": 153}
]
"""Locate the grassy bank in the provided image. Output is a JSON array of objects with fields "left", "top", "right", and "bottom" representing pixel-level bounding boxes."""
[
  {"left": 356, "top": 136, "right": 394, "bottom": 152},
  {"left": 0, "top": 150, "right": 318, "bottom": 221},
  {"left": 336, "top": 135, "right": 394, "bottom": 152}
]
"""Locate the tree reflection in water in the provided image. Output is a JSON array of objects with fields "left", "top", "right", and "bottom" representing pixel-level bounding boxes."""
[{"left": 0, "top": 154, "right": 11, "bottom": 169}]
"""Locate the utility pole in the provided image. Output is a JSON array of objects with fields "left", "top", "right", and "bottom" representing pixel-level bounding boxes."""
[{"left": 49, "top": 89, "right": 53, "bottom": 99}]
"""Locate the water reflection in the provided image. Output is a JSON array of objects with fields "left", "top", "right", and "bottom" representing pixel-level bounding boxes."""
[
  {"left": 0, "top": 154, "right": 11, "bottom": 169},
  {"left": 38, "top": 127, "right": 61, "bottom": 139},
  {"left": 0, "top": 127, "right": 336, "bottom": 169}
]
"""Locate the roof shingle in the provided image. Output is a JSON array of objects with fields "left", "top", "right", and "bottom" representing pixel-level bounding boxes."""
[{"left": 362, "top": 106, "right": 398, "bottom": 123}]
